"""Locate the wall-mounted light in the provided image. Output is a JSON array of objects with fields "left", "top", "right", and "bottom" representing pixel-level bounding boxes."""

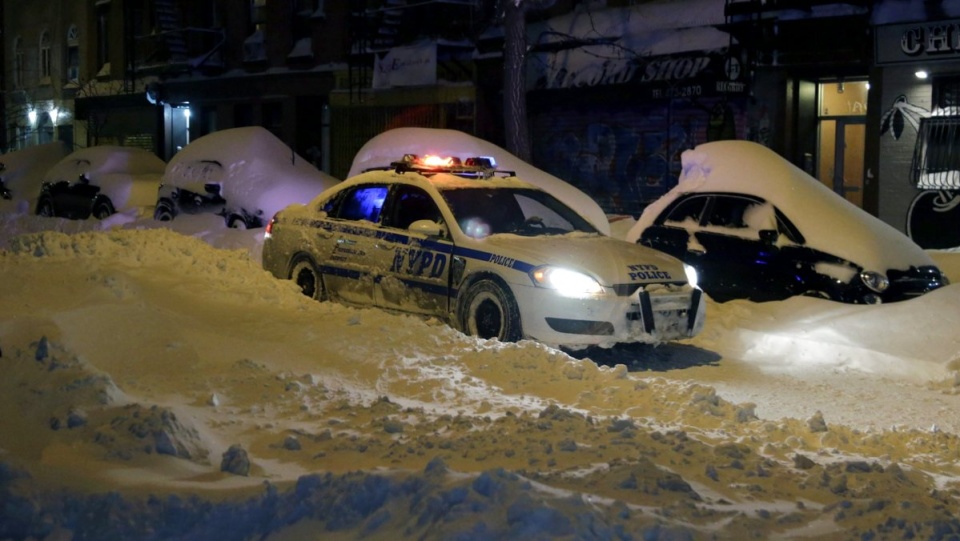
[
  {"left": 28, "top": 109, "right": 37, "bottom": 125},
  {"left": 50, "top": 107, "right": 59, "bottom": 125},
  {"left": 182, "top": 108, "right": 191, "bottom": 119},
  {"left": 915, "top": 69, "right": 929, "bottom": 79}
]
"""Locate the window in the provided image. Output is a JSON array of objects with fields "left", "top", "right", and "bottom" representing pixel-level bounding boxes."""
[
  {"left": 13, "top": 37, "right": 23, "bottom": 88},
  {"left": 911, "top": 117, "right": 960, "bottom": 189},
  {"left": 335, "top": 185, "right": 388, "bottom": 222},
  {"left": 39, "top": 31, "right": 51, "bottom": 81},
  {"left": 66, "top": 25, "right": 80, "bottom": 84},
  {"left": 97, "top": 7, "right": 110, "bottom": 71},
  {"left": 663, "top": 196, "right": 708, "bottom": 225},
  {"left": 912, "top": 75, "right": 960, "bottom": 189},
  {"left": 384, "top": 186, "right": 442, "bottom": 230},
  {"left": 704, "top": 196, "right": 757, "bottom": 229}
]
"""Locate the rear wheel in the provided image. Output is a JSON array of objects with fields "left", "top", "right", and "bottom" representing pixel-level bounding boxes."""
[
  {"left": 459, "top": 279, "right": 522, "bottom": 342},
  {"left": 289, "top": 257, "right": 326, "bottom": 301},
  {"left": 92, "top": 199, "right": 115, "bottom": 220}
]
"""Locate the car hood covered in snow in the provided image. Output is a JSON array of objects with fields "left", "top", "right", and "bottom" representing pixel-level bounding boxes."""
[
  {"left": 0, "top": 142, "right": 70, "bottom": 211},
  {"left": 347, "top": 127, "right": 611, "bottom": 236},
  {"left": 163, "top": 126, "right": 340, "bottom": 216},
  {"left": 626, "top": 140, "right": 936, "bottom": 273},
  {"left": 475, "top": 233, "right": 689, "bottom": 287}
]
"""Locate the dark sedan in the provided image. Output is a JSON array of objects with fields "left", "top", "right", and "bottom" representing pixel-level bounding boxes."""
[{"left": 627, "top": 141, "right": 949, "bottom": 304}]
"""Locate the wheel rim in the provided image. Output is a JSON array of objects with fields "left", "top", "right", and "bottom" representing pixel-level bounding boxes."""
[{"left": 469, "top": 293, "right": 503, "bottom": 340}]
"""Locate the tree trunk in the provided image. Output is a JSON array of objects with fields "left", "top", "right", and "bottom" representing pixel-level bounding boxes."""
[{"left": 502, "top": 0, "right": 531, "bottom": 162}]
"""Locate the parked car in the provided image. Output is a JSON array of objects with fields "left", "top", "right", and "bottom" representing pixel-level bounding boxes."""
[
  {"left": 0, "top": 142, "right": 70, "bottom": 210},
  {"left": 155, "top": 126, "right": 339, "bottom": 228},
  {"left": 263, "top": 154, "right": 705, "bottom": 346},
  {"left": 626, "top": 140, "right": 949, "bottom": 304},
  {"left": 36, "top": 146, "right": 165, "bottom": 220}
]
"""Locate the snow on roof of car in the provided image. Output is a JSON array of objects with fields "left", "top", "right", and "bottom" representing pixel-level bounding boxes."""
[
  {"left": 44, "top": 146, "right": 166, "bottom": 182},
  {"left": 347, "top": 128, "right": 610, "bottom": 235},
  {"left": 164, "top": 126, "right": 340, "bottom": 217},
  {"left": 627, "top": 140, "right": 935, "bottom": 272}
]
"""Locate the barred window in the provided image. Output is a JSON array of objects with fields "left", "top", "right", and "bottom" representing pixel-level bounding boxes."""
[{"left": 911, "top": 76, "right": 960, "bottom": 189}]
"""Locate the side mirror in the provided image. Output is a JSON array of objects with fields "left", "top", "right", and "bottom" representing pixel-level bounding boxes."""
[
  {"left": 409, "top": 219, "right": 445, "bottom": 237},
  {"left": 204, "top": 183, "right": 222, "bottom": 196},
  {"left": 759, "top": 229, "right": 779, "bottom": 244}
]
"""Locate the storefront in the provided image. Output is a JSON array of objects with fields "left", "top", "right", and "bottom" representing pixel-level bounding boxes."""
[{"left": 874, "top": 18, "right": 960, "bottom": 248}]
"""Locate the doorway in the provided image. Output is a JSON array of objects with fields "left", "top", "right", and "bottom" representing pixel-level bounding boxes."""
[{"left": 817, "top": 81, "right": 868, "bottom": 208}]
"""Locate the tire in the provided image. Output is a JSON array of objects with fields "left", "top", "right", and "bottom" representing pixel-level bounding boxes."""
[
  {"left": 92, "top": 199, "right": 115, "bottom": 220},
  {"left": 458, "top": 278, "right": 522, "bottom": 342},
  {"left": 289, "top": 256, "right": 326, "bottom": 301},
  {"left": 227, "top": 214, "right": 248, "bottom": 229},
  {"left": 36, "top": 197, "right": 54, "bottom": 217},
  {"left": 154, "top": 199, "right": 176, "bottom": 221}
]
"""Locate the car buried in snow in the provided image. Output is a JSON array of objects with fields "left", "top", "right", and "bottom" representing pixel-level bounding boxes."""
[
  {"left": 262, "top": 154, "right": 705, "bottom": 346},
  {"left": 36, "top": 146, "right": 166, "bottom": 220},
  {"left": 626, "top": 140, "right": 949, "bottom": 304}
]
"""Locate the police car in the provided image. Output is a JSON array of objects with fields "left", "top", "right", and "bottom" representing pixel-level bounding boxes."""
[{"left": 262, "top": 155, "right": 705, "bottom": 346}]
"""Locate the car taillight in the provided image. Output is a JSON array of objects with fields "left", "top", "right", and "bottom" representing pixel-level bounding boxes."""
[{"left": 264, "top": 214, "right": 278, "bottom": 238}]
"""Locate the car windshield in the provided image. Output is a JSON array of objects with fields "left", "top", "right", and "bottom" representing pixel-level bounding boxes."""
[{"left": 439, "top": 187, "right": 598, "bottom": 238}]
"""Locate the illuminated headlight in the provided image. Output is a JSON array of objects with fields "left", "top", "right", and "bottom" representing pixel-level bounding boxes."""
[
  {"left": 683, "top": 264, "right": 699, "bottom": 288},
  {"left": 530, "top": 266, "right": 604, "bottom": 297},
  {"left": 859, "top": 270, "right": 889, "bottom": 293}
]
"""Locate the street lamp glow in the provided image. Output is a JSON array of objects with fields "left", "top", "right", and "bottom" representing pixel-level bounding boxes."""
[
  {"left": 28, "top": 110, "right": 37, "bottom": 125},
  {"left": 183, "top": 108, "right": 191, "bottom": 119},
  {"left": 50, "top": 107, "right": 59, "bottom": 125},
  {"left": 915, "top": 70, "right": 929, "bottom": 79}
]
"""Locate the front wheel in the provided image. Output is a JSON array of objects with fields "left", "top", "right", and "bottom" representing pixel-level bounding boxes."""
[
  {"left": 92, "top": 199, "right": 115, "bottom": 220},
  {"left": 458, "top": 279, "right": 522, "bottom": 342},
  {"left": 227, "top": 214, "right": 249, "bottom": 229},
  {"left": 154, "top": 199, "right": 176, "bottom": 221},
  {"left": 36, "top": 197, "right": 54, "bottom": 217},
  {"left": 289, "top": 257, "right": 326, "bottom": 301}
]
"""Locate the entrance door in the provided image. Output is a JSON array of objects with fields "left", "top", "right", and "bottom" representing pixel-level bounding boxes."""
[{"left": 819, "top": 119, "right": 866, "bottom": 207}]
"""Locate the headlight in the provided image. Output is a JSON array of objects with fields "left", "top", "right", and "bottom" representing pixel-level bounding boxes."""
[
  {"left": 859, "top": 270, "right": 889, "bottom": 293},
  {"left": 683, "top": 264, "right": 699, "bottom": 288},
  {"left": 530, "top": 266, "right": 604, "bottom": 297}
]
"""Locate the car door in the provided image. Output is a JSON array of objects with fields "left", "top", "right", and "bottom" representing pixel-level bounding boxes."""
[
  {"left": 321, "top": 183, "right": 388, "bottom": 306},
  {"left": 373, "top": 184, "right": 453, "bottom": 316},
  {"left": 693, "top": 194, "right": 781, "bottom": 302}
]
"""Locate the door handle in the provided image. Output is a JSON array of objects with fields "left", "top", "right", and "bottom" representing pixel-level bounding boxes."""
[
  {"left": 374, "top": 242, "right": 394, "bottom": 250},
  {"left": 337, "top": 237, "right": 356, "bottom": 246}
]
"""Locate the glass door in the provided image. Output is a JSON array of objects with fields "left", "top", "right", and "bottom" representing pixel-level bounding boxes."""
[{"left": 817, "top": 81, "right": 868, "bottom": 208}]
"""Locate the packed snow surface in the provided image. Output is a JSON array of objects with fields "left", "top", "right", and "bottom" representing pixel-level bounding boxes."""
[{"left": 1, "top": 207, "right": 960, "bottom": 539}]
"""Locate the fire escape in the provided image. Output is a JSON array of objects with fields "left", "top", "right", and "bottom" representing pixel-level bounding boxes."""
[
  {"left": 346, "top": 0, "right": 482, "bottom": 104},
  {"left": 126, "top": 0, "right": 225, "bottom": 91},
  {"left": 722, "top": 0, "right": 873, "bottom": 75}
]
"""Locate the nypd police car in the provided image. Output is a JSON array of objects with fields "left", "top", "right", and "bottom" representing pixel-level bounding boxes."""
[{"left": 262, "top": 155, "right": 705, "bottom": 346}]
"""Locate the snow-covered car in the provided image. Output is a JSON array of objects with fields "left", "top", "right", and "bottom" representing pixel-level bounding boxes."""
[
  {"left": 348, "top": 127, "right": 611, "bottom": 235},
  {"left": 36, "top": 146, "right": 165, "bottom": 220},
  {"left": 626, "top": 140, "right": 949, "bottom": 304},
  {"left": 263, "top": 154, "right": 705, "bottom": 346},
  {"left": 155, "top": 126, "right": 340, "bottom": 228},
  {"left": 0, "top": 143, "right": 69, "bottom": 211}
]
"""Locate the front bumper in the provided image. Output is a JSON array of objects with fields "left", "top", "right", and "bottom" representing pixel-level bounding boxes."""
[{"left": 513, "top": 282, "right": 706, "bottom": 346}]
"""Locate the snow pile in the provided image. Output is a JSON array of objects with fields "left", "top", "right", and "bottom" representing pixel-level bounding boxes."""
[
  {"left": 2, "top": 214, "right": 960, "bottom": 537},
  {"left": 347, "top": 127, "right": 611, "bottom": 235},
  {"left": 164, "top": 126, "right": 339, "bottom": 219}
]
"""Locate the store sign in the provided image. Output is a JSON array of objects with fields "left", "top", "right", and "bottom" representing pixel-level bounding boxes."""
[
  {"left": 372, "top": 42, "right": 437, "bottom": 89},
  {"left": 876, "top": 19, "right": 960, "bottom": 65},
  {"left": 531, "top": 48, "right": 746, "bottom": 97}
]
